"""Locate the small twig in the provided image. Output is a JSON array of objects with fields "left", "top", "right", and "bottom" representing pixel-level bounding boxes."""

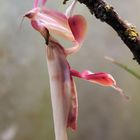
[{"left": 63, "top": 0, "right": 140, "bottom": 64}]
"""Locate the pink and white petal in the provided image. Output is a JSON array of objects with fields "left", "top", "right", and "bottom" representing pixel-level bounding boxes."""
[
  {"left": 67, "top": 75, "right": 78, "bottom": 131},
  {"left": 31, "top": 20, "right": 41, "bottom": 31},
  {"left": 64, "top": 42, "right": 80, "bottom": 55},
  {"left": 65, "top": 0, "right": 77, "bottom": 17},
  {"left": 71, "top": 69, "right": 129, "bottom": 99},
  {"left": 46, "top": 40, "right": 71, "bottom": 140},
  {"left": 34, "top": 0, "right": 47, "bottom": 8},
  {"left": 34, "top": 0, "right": 39, "bottom": 8},
  {"left": 68, "top": 15, "right": 87, "bottom": 45},
  {"left": 37, "top": 11, "right": 75, "bottom": 40},
  {"left": 25, "top": 5, "right": 74, "bottom": 41},
  {"left": 39, "top": 12, "right": 87, "bottom": 50},
  {"left": 42, "top": 0, "right": 47, "bottom": 6},
  {"left": 64, "top": 15, "right": 87, "bottom": 55},
  {"left": 42, "top": 9, "right": 68, "bottom": 25}
]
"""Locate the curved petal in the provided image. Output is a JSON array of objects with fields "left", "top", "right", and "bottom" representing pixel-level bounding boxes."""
[
  {"left": 65, "top": 15, "right": 87, "bottom": 55},
  {"left": 37, "top": 10, "right": 75, "bottom": 41},
  {"left": 46, "top": 39, "right": 71, "bottom": 140},
  {"left": 68, "top": 15, "right": 87, "bottom": 45},
  {"left": 42, "top": 9, "right": 68, "bottom": 25},
  {"left": 37, "top": 12, "right": 87, "bottom": 55},
  {"left": 71, "top": 69, "right": 129, "bottom": 99}
]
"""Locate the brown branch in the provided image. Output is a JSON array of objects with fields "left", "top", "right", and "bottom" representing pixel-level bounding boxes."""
[{"left": 63, "top": 0, "right": 140, "bottom": 64}]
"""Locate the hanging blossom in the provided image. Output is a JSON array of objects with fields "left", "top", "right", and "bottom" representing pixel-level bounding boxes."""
[{"left": 24, "top": 0, "right": 129, "bottom": 140}]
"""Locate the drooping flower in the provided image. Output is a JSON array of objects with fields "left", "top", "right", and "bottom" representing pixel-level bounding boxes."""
[
  {"left": 24, "top": 0, "right": 129, "bottom": 140},
  {"left": 24, "top": 0, "right": 86, "bottom": 55}
]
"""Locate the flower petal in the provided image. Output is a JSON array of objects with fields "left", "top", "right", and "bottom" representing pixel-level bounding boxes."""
[
  {"left": 68, "top": 15, "right": 87, "bottom": 45},
  {"left": 34, "top": 0, "right": 46, "bottom": 8},
  {"left": 65, "top": 0, "right": 77, "bottom": 17},
  {"left": 46, "top": 40, "right": 70, "bottom": 140},
  {"left": 67, "top": 75, "right": 78, "bottom": 131},
  {"left": 39, "top": 10, "right": 74, "bottom": 39},
  {"left": 34, "top": 0, "right": 39, "bottom": 8},
  {"left": 46, "top": 36, "right": 78, "bottom": 139},
  {"left": 71, "top": 69, "right": 129, "bottom": 99},
  {"left": 42, "top": 0, "right": 47, "bottom": 6},
  {"left": 65, "top": 15, "right": 87, "bottom": 55}
]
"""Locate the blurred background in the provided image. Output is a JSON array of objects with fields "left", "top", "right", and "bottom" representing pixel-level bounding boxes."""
[{"left": 0, "top": 0, "right": 140, "bottom": 140}]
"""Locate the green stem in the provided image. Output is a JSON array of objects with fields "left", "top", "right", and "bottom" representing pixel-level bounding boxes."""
[{"left": 105, "top": 56, "right": 140, "bottom": 80}]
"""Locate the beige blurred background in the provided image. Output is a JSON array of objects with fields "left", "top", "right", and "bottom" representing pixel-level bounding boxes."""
[{"left": 0, "top": 0, "right": 140, "bottom": 140}]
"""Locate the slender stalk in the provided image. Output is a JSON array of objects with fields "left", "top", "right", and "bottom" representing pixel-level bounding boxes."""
[{"left": 105, "top": 56, "right": 140, "bottom": 80}]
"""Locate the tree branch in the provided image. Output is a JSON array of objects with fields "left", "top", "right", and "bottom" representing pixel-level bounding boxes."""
[{"left": 63, "top": 0, "right": 140, "bottom": 64}]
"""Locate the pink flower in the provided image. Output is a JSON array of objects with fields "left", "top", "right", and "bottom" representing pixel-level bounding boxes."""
[
  {"left": 24, "top": 0, "right": 128, "bottom": 140},
  {"left": 24, "top": 0, "right": 86, "bottom": 55}
]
